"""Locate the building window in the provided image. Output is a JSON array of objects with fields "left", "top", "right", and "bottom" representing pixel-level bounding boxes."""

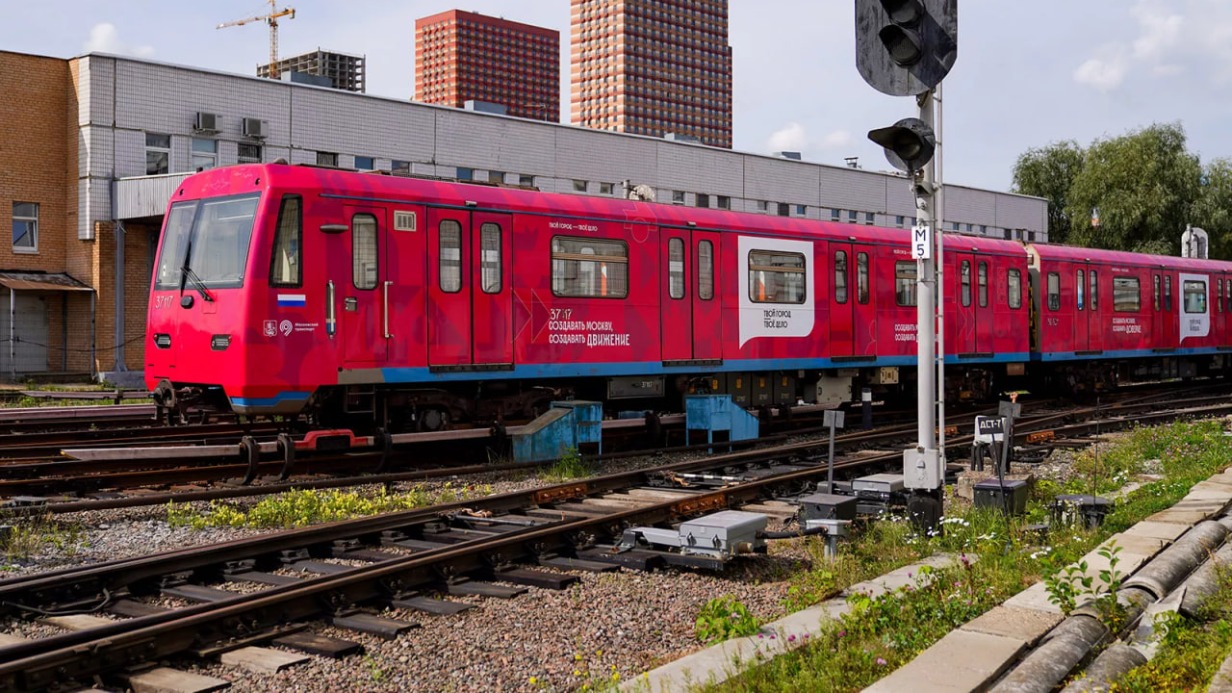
[
  {"left": 392, "top": 160, "right": 411, "bottom": 176},
  {"left": 895, "top": 261, "right": 917, "bottom": 306},
  {"left": 519, "top": 174, "right": 536, "bottom": 187},
  {"left": 599, "top": 182, "right": 614, "bottom": 195},
  {"left": 237, "top": 143, "right": 262, "bottom": 164},
  {"left": 716, "top": 196, "right": 731, "bottom": 209},
  {"left": 895, "top": 215, "right": 905, "bottom": 228},
  {"left": 748, "top": 250, "right": 806, "bottom": 304},
  {"left": 756, "top": 200, "right": 769, "bottom": 213},
  {"left": 673, "top": 190, "right": 686, "bottom": 205},
  {"left": 795, "top": 204, "right": 807, "bottom": 216},
  {"left": 865, "top": 212, "right": 875, "bottom": 225},
  {"left": 777, "top": 202, "right": 790, "bottom": 217},
  {"left": 456, "top": 167, "right": 474, "bottom": 181},
  {"left": 12, "top": 202, "right": 38, "bottom": 253},
  {"left": 317, "top": 151, "right": 338, "bottom": 167},
  {"left": 696, "top": 193, "right": 710, "bottom": 208},
  {"left": 191, "top": 138, "right": 217, "bottom": 171},
  {"left": 551, "top": 236, "right": 629, "bottom": 298},
  {"left": 831, "top": 208, "right": 841, "bottom": 222},
  {"left": 355, "top": 156, "right": 375, "bottom": 170},
  {"left": 488, "top": 170, "right": 505, "bottom": 184},
  {"left": 848, "top": 210, "right": 858, "bottom": 223},
  {"left": 573, "top": 179, "right": 588, "bottom": 193},
  {"left": 146, "top": 133, "right": 170, "bottom": 175}
]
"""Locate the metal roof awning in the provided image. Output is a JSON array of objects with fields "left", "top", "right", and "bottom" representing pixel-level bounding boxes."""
[{"left": 0, "top": 272, "right": 94, "bottom": 292}]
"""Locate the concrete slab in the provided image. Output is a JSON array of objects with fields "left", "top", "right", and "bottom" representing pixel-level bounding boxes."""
[
  {"left": 1209, "top": 650, "right": 1232, "bottom": 693},
  {"left": 1099, "top": 532, "right": 1170, "bottom": 558},
  {"left": 1002, "top": 581, "right": 1063, "bottom": 614},
  {"left": 847, "top": 553, "right": 963, "bottom": 600},
  {"left": 1178, "top": 488, "right": 1232, "bottom": 505},
  {"left": 1120, "top": 520, "right": 1190, "bottom": 542},
  {"left": 960, "top": 606, "right": 1063, "bottom": 645},
  {"left": 128, "top": 667, "right": 230, "bottom": 693},
  {"left": 1147, "top": 508, "right": 1213, "bottom": 525},
  {"left": 44, "top": 614, "right": 114, "bottom": 631},
  {"left": 219, "top": 646, "right": 309, "bottom": 674},
  {"left": 863, "top": 629, "right": 1026, "bottom": 693}
]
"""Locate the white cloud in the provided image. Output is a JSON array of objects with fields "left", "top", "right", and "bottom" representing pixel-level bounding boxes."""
[
  {"left": 768, "top": 122, "right": 808, "bottom": 152},
  {"left": 83, "top": 23, "right": 154, "bottom": 57},
  {"left": 1074, "top": 54, "right": 1129, "bottom": 91},
  {"left": 767, "top": 123, "right": 852, "bottom": 154},
  {"left": 1131, "top": 3, "right": 1183, "bottom": 60}
]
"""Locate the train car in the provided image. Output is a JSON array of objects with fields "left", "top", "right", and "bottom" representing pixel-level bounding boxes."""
[
  {"left": 1029, "top": 243, "right": 1232, "bottom": 389},
  {"left": 144, "top": 163, "right": 1030, "bottom": 429}
]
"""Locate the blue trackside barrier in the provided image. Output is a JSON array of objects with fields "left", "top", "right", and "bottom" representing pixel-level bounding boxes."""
[
  {"left": 685, "top": 394, "right": 759, "bottom": 450},
  {"left": 511, "top": 400, "right": 603, "bottom": 463}
]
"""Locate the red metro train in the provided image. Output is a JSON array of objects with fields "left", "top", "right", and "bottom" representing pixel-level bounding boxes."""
[{"left": 145, "top": 164, "right": 1232, "bottom": 430}]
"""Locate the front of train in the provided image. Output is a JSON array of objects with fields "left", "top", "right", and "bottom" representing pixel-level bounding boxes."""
[{"left": 145, "top": 165, "right": 311, "bottom": 421}]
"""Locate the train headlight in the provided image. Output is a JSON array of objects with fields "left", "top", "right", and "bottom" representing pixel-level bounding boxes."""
[
  {"left": 210, "top": 334, "right": 231, "bottom": 351},
  {"left": 154, "top": 333, "right": 172, "bottom": 349}
]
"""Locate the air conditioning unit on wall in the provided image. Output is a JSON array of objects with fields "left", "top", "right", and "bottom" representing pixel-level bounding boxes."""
[
  {"left": 242, "top": 117, "right": 265, "bottom": 139},
  {"left": 193, "top": 112, "right": 219, "bottom": 133}
]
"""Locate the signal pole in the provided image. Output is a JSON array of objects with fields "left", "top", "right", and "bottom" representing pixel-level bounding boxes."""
[{"left": 854, "top": 0, "right": 957, "bottom": 531}]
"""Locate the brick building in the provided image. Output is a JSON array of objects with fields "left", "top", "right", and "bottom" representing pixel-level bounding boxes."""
[
  {"left": 0, "top": 49, "right": 1046, "bottom": 384},
  {"left": 415, "top": 10, "right": 560, "bottom": 122},
  {"left": 571, "top": 0, "right": 733, "bottom": 148}
]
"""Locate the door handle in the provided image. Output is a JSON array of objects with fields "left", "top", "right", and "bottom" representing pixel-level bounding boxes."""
[
  {"left": 383, "top": 281, "right": 393, "bottom": 338},
  {"left": 326, "top": 280, "right": 336, "bottom": 337}
]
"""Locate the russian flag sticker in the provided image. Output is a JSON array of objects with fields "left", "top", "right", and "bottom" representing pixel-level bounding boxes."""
[{"left": 277, "top": 293, "right": 307, "bottom": 308}]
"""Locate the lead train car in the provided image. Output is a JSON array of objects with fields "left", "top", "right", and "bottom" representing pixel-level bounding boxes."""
[{"left": 144, "top": 163, "right": 1028, "bottom": 428}]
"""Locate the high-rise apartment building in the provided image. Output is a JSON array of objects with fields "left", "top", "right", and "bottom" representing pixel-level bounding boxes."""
[
  {"left": 571, "top": 0, "right": 732, "bottom": 148},
  {"left": 415, "top": 10, "right": 560, "bottom": 123},
  {"left": 257, "top": 48, "right": 366, "bottom": 92}
]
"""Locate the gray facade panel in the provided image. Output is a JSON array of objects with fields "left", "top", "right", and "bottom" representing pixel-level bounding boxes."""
[
  {"left": 435, "top": 110, "right": 556, "bottom": 173},
  {"left": 655, "top": 144, "right": 744, "bottom": 194},
  {"left": 743, "top": 157, "right": 821, "bottom": 205},
  {"left": 818, "top": 167, "right": 888, "bottom": 214}
]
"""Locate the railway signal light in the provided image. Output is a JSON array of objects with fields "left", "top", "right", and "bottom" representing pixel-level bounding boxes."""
[
  {"left": 855, "top": 0, "right": 958, "bottom": 96},
  {"left": 867, "top": 117, "right": 936, "bottom": 174}
]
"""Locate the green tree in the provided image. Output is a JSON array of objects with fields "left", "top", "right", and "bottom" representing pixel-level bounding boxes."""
[
  {"left": 1011, "top": 140, "right": 1085, "bottom": 245},
  {"left": 1191, "top": 158, "right": 1232, "bottom": 259},
  {"left": 1065, "top": 122, "right": 1201, "bottom": 254}
]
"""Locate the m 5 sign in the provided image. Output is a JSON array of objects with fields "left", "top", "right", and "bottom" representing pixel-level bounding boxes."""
[{"left": 911, "top": 222, "right": 932, "bottom": 260}]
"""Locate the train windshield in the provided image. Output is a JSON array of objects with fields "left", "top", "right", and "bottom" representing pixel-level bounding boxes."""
[{"left": 154, "top": 194, "right": 261, "bottom": 290}]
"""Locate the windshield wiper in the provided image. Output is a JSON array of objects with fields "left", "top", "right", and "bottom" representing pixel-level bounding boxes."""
[{"left": 179, "top": 263, "right": 215, "bottom": 303}]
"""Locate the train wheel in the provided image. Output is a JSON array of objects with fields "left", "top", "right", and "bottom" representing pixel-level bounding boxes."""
[{"left": 417, "top": 408, "right": 449, "bottom": 432}]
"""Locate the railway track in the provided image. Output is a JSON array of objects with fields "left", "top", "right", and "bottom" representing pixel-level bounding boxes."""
[{"left": 2, "top": 392, "right": 1230, "bottom": 689}]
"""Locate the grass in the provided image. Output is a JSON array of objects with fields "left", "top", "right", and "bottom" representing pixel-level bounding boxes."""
[
  {"left": 0, "top": 512, "right": 87, "bottom": 563},
  {"left": 704, "top": 418, "right": 1232, "bottom": 693},
  {"left": 166, "top": 483, "right": 491, "bottom": 529},
  {"left": 541, "top": 447, "right": 594, "bottom": 481}
]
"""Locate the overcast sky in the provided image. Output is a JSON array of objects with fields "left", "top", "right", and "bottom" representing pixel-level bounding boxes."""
[{"left": 5, "top": 1, "right": 1232, "bottom": 191}]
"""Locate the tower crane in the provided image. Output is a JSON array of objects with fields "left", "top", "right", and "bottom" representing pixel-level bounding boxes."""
[{"left": 218, "top": 1, "right": 297, "bottom": 80}]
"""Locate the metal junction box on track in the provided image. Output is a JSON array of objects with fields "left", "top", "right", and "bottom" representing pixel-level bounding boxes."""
[
  {"left": 678, "top": 511, "right": 768, "bottom": 559},
  {"left": 799, "top": 493, "right": 858, "bottom": 522}
]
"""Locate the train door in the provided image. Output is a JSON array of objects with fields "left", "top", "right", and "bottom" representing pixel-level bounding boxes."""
[
  {"left": 340, "top": 205, "right": 388, "bottom": 368},
  {"left": 661, "top": 229, "right": 692, "bottom": 362},
  {"left": 951, "top": 253, "right": 976, "bottom": 355},
  {"left": 973, "top": 258, "right": 994, "bottom": 353},
  {"left": 827, "top": 242, "right": 876, "bottom": 357},
  {"left": 1151, "top": 272, "right": 1166, "bottom": 348},
  {"left": 693, "top": 231, "right": 722, "bottom": 360},
  {"left": 470, "top": 212, "right": 514, "bottom": 366},
  {"left": 426, "top": 208, "right": 513, "bottom": 367},
  {"left": 1074, "top": 266, "right": 1090, "bottom": 351},
  {"left": 1086, "top": 266, "right": 1103, "bottom": 352}
]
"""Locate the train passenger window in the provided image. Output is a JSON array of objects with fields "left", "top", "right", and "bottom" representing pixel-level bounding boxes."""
[
  {"left": 270, "top": 195, "right": 302, "bottom": 287},
  {"left": 834, "top": 250, "right": 848, "bottom": 304},
  {"left": 961, "top": 261, "right": 972, "bottom": 307},
  {"left": 978, "top": 262, "right": 988, "bottom": 307},
  {"left": 895, "top": 262, "right": 917, "bottom": 307},
  {"left": 668, "top": 238, "right": 685, "bottom": 300},
  {"left": 1047, "top": 273, "right": 1060, "bottom": 310},
  {"left": 857, "top": 252, "right": 869, "bottom": 304},
  {"left": 1076, "top": 270, "right": 1085, "bottom": 311},
  {"left": 1090, "top": 270, "right": 1098, "bottom": 311},
  {"left": 698, "top": 241, "right": 714, "bottom": 300},
  {"left": 1165, "top": 276, "right": 1173, "bottom": 311},
  {"left": 748, "top": 250, "right": 806, "bottom": 304},
  {"left": 1184, "top": 280, "right": 1207, "bottom": 313},
  {"left": 1007, "top": 269, "right": 1022, "bottom": 309},
  {"left": 154, "top": 201, "right": 198, "bottom": 289},
  {"left": 438, "top": 220, "right": 462, "bottom": 293},
  {"left": 551, "top": 236, "right": 629, "bottom": 298},
  {"left": 1114, "top": 277, "right": 1141, "bottom": 312},
  {"left": 1153, "top": 275, "right": 1161, "bottom": 311},
  {"left": 480, "top": 223, "right": 501, "bottom": 294},
  {"left": 352, "top": 215, "right": 378, "bottom": 290}
]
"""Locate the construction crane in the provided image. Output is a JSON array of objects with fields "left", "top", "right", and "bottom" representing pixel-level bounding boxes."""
[{"left": 218, "top": 1, "right": 297, "bottom": 80}]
